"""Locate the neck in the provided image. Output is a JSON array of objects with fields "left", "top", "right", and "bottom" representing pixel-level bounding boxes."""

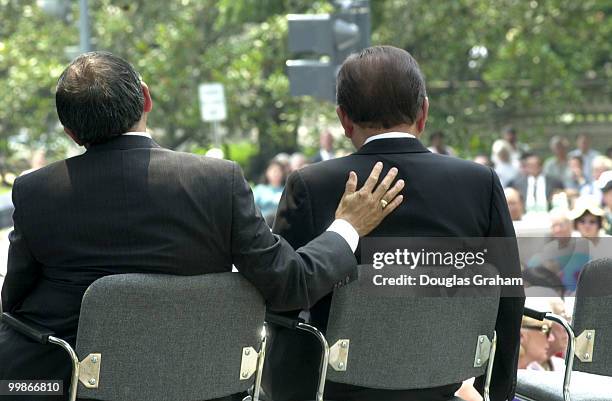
[
  {"left": 354, "top": 124, "right": 419, "bottom": 149},
  {"left": 129, "top": 115, "right": 148, "bottom": 133},
  {"left": 130, "top": 124, "right": 147, "bottom": 133}
]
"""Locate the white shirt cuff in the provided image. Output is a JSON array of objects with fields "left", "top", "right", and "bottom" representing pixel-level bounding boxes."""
[{"left": 326, "top": 219, "right": 359, "bottom": 253}]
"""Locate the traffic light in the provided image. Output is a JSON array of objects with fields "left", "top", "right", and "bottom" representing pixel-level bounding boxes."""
[{"left": 286, "top": 0, "right": 371, "bottom": 103}]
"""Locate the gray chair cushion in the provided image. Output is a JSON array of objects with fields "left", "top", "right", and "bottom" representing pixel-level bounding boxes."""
[
  {"left": 325, "top": 264, "right": 500, "bottom": 390},
  {"left": 75, "top": 273, "right": 265, "bottom": 401},
  {"left": 516, "top": 369, "right": 612, "bottom": 401}
]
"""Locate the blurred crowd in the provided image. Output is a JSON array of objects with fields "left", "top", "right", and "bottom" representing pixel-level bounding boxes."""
[{"left": 253, "top": 127, "right": 612, "bottom": 240}]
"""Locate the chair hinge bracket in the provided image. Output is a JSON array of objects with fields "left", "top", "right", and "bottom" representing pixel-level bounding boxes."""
[{"left": 329, "top": 339, "right": 350, "bottom": 371}]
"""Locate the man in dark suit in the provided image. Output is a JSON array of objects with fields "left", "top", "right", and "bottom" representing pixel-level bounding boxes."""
[
  {"left": 263, "top": 46, "right": 524, "bottom": 401},
  {"left": 311, "top": 130, "right": 336, "bottom": 163},
  {"left": 0, "top": 51, "right": 405, "bottom": 400},
  {"left": 509, "top": 153, "right": 564, "bottom": 213}
]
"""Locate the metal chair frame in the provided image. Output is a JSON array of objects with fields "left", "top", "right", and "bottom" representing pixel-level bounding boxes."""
[{"left": 266, "top": 318, "right": 498, "bottom": 401}]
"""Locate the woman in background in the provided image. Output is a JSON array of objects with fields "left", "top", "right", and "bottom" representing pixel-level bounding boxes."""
[{"left": 253, "top": 160, "right": 286, "bottom": 226}]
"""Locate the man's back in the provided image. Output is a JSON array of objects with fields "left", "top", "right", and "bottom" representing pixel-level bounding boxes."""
[
  {"left": 6, "top": 135, "right": 237, "bottom": 339},
  {"left": 276, "top": 138, "right": 498, "bottom": 246},
  {"left": 266, "top": 137, "right": 522, "bottom": 401}
]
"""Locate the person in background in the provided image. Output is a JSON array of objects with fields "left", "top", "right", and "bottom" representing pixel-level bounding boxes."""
[
  {"left": 427, "top": 130, "right": 456, "bottom": 156},
  {"left": 311, "top": 129, "right": 335, "bottom": 163},
  {"left": 569, "top": 196, "right": 608, "bottom": 263},
  {"left": 253, "top": 160, "right": 286, "bottom": 224},
  {"left": 509, "top": 153, "right": 564, "bottom": 213},
  {"left": 591, "top": 156, "right": 611, "bottom": 183},
  {"left": 504, "top": 187, "right": 525, "bottom": 221},
  {"left": 601, "top": 174, "right": 612, "bottom": 235},
  {"left": 550, "top": 209, "right": 574, "bottom": 239},
  {"left": 289, "top": 152, "right": 308, "bottom": 172},
  {"left": 566, "top": 156, "right": 589, "bottom": 193},
  {"left": 526, "top": 209, "right": 590, "bottom": 294},
  {"left": 518, "top": 298, "right": 557, "bottom": 370},
  {"left": 543, "top": 136, "right": 572, "bottom": 186},
  {"left": 568, "top": 133, "right": 600, "bottom": 182},
  {"left": 570, "top": 197, "right": 605, "bottom": 240},
  {"left": 545, "top": 298, "right": 570, "bottom": 371},
  {"left": 606, "top": 146, "right": 612, "bottom": 160},
  {"left": 273, "top": 152, "right": 291, "bottom": 175},
  {"left": 501, "top": 126, "right": 529, "bottom": 167},
  {"left": 473, "top": 154, "right": 493, "bottom": 167},
  {"left": 580, "top": 155, "right": 612, "bottom": 202},
  {"left": 492, "top": 139, "right": 519, "bottom": 187}
]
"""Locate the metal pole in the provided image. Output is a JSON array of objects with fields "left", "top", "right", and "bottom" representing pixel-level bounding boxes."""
[
  {"left": 213, "top": 121, "right": 220, "bottom": 148},
  {"left": 79, "top": 0, "right": 91, "bottom": 53}
]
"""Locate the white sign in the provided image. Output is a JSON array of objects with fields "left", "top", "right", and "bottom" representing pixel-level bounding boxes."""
[{"left": 198, "top": 83, "right": 227, "bottom": 122}]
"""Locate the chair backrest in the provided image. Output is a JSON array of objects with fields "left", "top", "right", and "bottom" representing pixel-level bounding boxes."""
[
  {"left": 75, "top": 272, "right": 266, "bottom": 401},
  {"left": 572, "top": 257, "right": 612, "bottom": 377},
  {"left": 324, "top": 264, "right": 501, "bottom": 390}
]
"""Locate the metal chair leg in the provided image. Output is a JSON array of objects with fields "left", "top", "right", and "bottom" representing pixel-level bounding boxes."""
[
  {"left": 297, "top": 323, "right": 329, "bottom": 401},
  {"left": 252, "top": 324, "right": 268, "bottom": 401},
  {"left": 544, "top": 313, "right": 575, "bottom": 401},
  {"left": 48, "top": 336, "right": 79, "bottom": 401},
  {"left": 483, "top": 331, "right": 497, "bottom": 401}
]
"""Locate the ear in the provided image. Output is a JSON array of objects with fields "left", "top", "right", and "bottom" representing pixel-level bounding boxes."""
[
  {"left": 416, "top": 96, "right": 429, "bottom": 134},
  {"left": 336, "top": 106, "right": 354, "bottom": 138},
  {"left": 142, "top": 81, "right": 153, "bottom": 113},
  {"left": 64, "top": 127, "right": 84, "bottom": 146}
]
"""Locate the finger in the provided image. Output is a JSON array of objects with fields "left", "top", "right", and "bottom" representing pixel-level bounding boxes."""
[
  {"left": 380, "top": 179, "right": 405, "bottom": 203},
  {"left": 382, "top": 195, "right": 403, "bottom": 217},
  {"left": 373, "top": 167, "right": 399, "bottom": 200},
  {"left": 344, "top": 171, "right": 357, "bottom": 194},
  {"left": 361, "top": 162, "right": 383, "bottom": 193}
]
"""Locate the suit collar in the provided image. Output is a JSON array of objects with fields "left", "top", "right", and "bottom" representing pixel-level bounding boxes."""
[
  {"left": 355, "top": 137, "right": 430, "bottom": 155},
  {"left": 85, "top": 134, "right": 161, "bottom": 153}
]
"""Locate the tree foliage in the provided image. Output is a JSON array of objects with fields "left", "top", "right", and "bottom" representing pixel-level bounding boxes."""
[
  {"left": 373, "top": 0, "right": 611, "bottom": 154},
  {"left": 0, "top": 0, "right": 609, "bottom": 177}
]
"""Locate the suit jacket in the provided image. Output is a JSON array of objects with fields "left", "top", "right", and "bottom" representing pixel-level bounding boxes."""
[
  {"left": 509, "top": 174, "right": 564, "bottom": 210},
  {"left": 0, "top": 135, "right": 356, "bottom": 400},
  {"left": 263, "top": 138, "right": 524, "bottom": 401}
]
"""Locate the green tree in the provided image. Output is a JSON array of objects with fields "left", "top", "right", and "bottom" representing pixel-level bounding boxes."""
[
  {"left": 1, "top": 0, "right": 609, "bottom": 178},
  {"left": 372, "top": 0, "right": 611, "bottom": 156}
]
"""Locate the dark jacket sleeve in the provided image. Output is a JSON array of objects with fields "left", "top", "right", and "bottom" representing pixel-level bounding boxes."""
[
  {"left": 1, "top": 179, "right": 42, "bottom": 313},
  {"left": 474, "top": 169, "right": 525, "bottom": 401},
  {"left": 229, "top": 163, "right": 356, "bottom": 312}
]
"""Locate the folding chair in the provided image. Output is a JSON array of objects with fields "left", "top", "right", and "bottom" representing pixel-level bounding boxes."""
[
  {"left": 267, "top": 264, "right": 501, "bottom": 401},
  {"left": 515, "top": 258, "right": 612, "bottom": 401},
  {"left": 2, "top": 272, "right": 267, "bottom": 401}
]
